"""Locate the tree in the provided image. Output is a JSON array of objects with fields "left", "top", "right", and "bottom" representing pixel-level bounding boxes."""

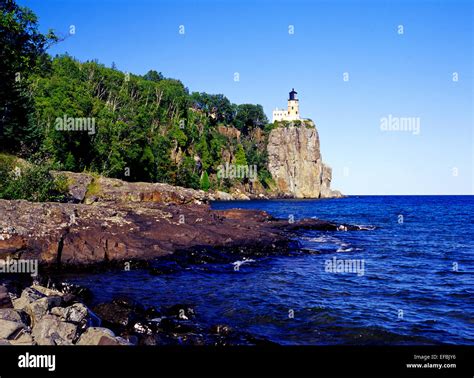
[
  {"left": 190, "top": 92, "right": 234, "bottom": 124},
  {"left": 143, "top": 70, "right": 164, "bottom": 82},
  {"left": 0, "top": 2, "right": 274, "bottom": 194},
  {"left": 233, "top": 104, "right": 268, "bottom": 134},
  {"left": 234, "top": 143, "right": 247, "bottom": 166},
  {"left": 175, "top": 156, "right": 199, "bottom": 189},
  {"left": 0, "top": 0, "right": 57, "bottom": 154},
  {"left": 200, "top": 171, "right": 210, "bottom": 191}
]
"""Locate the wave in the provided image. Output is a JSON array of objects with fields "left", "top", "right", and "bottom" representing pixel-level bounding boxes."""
[
  {"left": 356, "top": 225, "right": 376, "bottom": 230},
  {"left": 231, "top": 259, "right": 256, "bottom": 269}
]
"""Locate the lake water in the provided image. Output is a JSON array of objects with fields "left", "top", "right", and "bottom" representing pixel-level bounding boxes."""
[{"left": 66, "top": 196, "right": 474, "bottom": 345}]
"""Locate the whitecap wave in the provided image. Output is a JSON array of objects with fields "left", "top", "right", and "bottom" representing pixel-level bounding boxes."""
[
  {"left": 232, "top": 259, "right": 255, "bottom": 269},
  {"left": 356, "top": 225, "right": 376, "bottom": 230}
]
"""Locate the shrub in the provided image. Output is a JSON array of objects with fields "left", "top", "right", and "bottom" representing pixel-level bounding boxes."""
[{"left": 0, "top": 161, "right": 68, "bottom": 202}]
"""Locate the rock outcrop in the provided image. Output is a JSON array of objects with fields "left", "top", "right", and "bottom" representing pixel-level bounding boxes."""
[
  {"left": 267, "top": 120, "right": 342, "bottom": 198},
  {"left": 0, "top": 195, "right": 363, "bottom": 268}
]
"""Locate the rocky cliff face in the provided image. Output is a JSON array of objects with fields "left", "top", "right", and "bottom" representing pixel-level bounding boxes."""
[{"left": 267, "top": 121, "right": 342, "bottom": 199}]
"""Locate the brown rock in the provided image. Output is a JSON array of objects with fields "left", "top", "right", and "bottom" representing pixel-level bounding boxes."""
[
  {"left": 0, "top": 319, "right": 24, "bottom": 339},
  {"left": 25, "top": 296, "right": 62, "bottom": 326},
  {"left": 9, "top": 329, "right": 34, "bottom": 345},
  {"left": 31, "top": 315, "right": 77, "bottom": 345},
  {"left": 76, "top": 327, "right": 128, "bottom": 345},
  {"left": 0, "top": 308, "right": 23, "bottom": 323},
  {"left": 267, "top": 121, "right": 342, "bottom": 198}
]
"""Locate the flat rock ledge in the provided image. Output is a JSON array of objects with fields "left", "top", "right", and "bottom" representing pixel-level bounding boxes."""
[{"left": 0, "top": 198, "right": 363, "bottom": 269}]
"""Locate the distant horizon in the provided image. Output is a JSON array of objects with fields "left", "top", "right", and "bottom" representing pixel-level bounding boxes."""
[{"left": 20, "top": 0, "right": 474, "bottom": 195}]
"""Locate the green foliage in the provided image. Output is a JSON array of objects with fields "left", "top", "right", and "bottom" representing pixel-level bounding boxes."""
[
  {"left": 234, "top": 143, "right": 247, "bottom": 166},
  {"left": 233, "top": 104, "right": 268, "bottom": 133},
  {"left": 0, "top": 0, "right": 58, "bottom": 154},
  {"left": 143, "top": 70, "right": 164, "bottom": 82},
  {"left": 1, "top": 0, "right": 278, "bottom": 195},
  {"left": 175, "top": 156, "right": 199, "bottom": 189},
  {"left": 0, "top": 161, "right": 68, "bottom": 202},
  {"left": 200, "top": 171, "right": 210, "bottom": 191},
  {"left": 190, "top": 92, "right": 234, "bottom": 124},
  {"left": 196, "top": 134, "right": 211, "bottom": 170}
]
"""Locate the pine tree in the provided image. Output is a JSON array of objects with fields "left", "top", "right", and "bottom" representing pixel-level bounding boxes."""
[
  {"left": 200, "top": 171, "right": 210, "bottom": 191},
  {"left": 235, "top": 143, "right": 247, "bottom": 166}
]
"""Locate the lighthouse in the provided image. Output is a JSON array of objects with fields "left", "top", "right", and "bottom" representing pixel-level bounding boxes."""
[{"left": 272, "top": 88, "right": 301, "bottom": 122}]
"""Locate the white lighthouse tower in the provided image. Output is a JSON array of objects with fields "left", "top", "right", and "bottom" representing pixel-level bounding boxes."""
[{"left": 272, "top": 88, "right": 301, "bottom": 123}]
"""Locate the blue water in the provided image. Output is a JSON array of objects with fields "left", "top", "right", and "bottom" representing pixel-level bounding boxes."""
[{"left": 66, "top": 196, "right": 474, "bottom": 345}]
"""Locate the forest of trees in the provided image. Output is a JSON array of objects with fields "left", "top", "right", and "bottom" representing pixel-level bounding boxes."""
[{"left": 0, "top": 0, "right": 273, "bottom": 197}]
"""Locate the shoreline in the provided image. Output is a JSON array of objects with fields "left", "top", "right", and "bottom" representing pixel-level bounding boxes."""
[
  {"left": 0, "top": 177, "right": 365, "bottom": 345},
  {"left": 0, "top": 278, "right": 277, "bottom": 346}
]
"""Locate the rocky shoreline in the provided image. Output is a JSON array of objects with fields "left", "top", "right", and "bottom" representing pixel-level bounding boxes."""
[
  {"left": 0, "top": 174, "right": 364, "bottom": 345},
  {"left": 0, "top": 171, "right": 358, "bottom": 269},
  {"left": 0, "top": 279, "right": 278, "bottom": 346}
]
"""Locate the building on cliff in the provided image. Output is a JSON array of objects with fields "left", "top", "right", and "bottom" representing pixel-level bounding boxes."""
[
  {"left": 272, "top": 88, "right": 301, "bottom": 122},
  {"left": 267, "top": 92, "right": 343, "bottom": 199}
]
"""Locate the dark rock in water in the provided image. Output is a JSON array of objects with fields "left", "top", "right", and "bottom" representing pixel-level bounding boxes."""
[
  {"left": 93, "top": 301, "right": 138, "bottom": 329},
  {"left": 143, "top": 306, "right": 161, "bottom": 319},
  {"left": 131, "top": 321, "right": 154, "bottom": 335},
  {"left": 158, "top": 317, "right": 196, "bottom": 334},
  {"left": 163, "top": 304, "right": 195, "bottom": 319},
  {"left": 0, "top": 281, "right": 280, "bottom": 346}
]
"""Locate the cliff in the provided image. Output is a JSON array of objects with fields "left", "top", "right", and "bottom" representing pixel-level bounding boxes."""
[{"left": 267, "top": 120, "right": 342, "bottom": 199}]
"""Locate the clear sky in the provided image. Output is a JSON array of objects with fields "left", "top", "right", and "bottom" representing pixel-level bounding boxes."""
[{"left": 20, "top": 0, "right": 473, "bottom": 195}]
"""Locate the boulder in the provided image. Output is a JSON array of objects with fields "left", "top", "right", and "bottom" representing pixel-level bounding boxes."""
[
  {"left": 13, "top": 287, "right": 45, "bottom": 310},
  {"left": 31, "top": 284, "right": 65, "bottom": 298},
  {"left": 31, "top": 315, "right": 77, "bottom": 345},
  {"left": 0, "top": 285, "right": 13, "bottom": 309},
  {"left": 0, "top": 319, "right": 24, "bottom": 339},
  {"left": 25, "top": 296, "right": 62, "bottom": 326},
  {"left": 0, "top": 308, "right": 24, "bottom": 323},
  {"left": 51, "top": 303, "right": 100, "bottom": 327},
  {"left": 230, "top": 189, "right": 250, "bottom": 200},
  {"left": 9, "top": 329, "right": 34, "bottom": 345},
  {"left": 52, "top": 171, "right": 93, "bottom": 203},
  {"left": 64, "top": 303, "right": 88, "bottom": 323},
  {"left": 93, "top": 299, "right": 142, "bottom": 329},
  {"left": 211, "top": 191, "right": 234, "bottom": 201},
  {"left": 76, "top": 327, "right": 130, "bottom": 345}
]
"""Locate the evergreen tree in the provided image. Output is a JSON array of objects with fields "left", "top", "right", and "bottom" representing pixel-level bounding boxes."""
[{"left": 200, "top": 171, "right": 210, "bottom": 191}]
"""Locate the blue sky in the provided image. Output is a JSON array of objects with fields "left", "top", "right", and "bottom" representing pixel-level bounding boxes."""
[{"left": 21, "top": 0, "right": 473, "bottom": 194}]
